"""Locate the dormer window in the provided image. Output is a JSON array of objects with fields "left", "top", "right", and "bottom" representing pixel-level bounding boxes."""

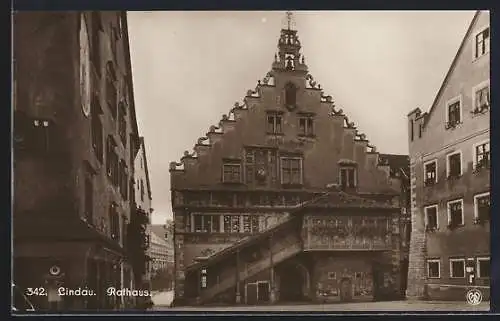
[
  {"left": 284, "top": 82, "right": 297, "bottom": 109},
  {"left": 222, "top": 161, "right": 241, "bottom": 183},
  {"left": 339, "top": 167, "right": 356, "bottom": 189}
]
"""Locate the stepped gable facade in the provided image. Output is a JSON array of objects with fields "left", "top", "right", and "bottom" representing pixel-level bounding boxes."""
[{"left": 170, "top": 16, "right": 409, "bottom": 306}]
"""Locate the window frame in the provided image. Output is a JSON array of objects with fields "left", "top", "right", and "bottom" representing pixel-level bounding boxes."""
[
  {"left": 449, "top": 258, "right": 466, "bottom": 278},
  {"left": 280, "top": 156, "right": 303, "bottom": 185},
  {"left": 266, "top": 112, "right": 283, "bottom": 135},
  {"left": 476, "top": 257, "right": 490, "bottom": 278},
  {"left": 192, "top": 214, "right": 221, "bottom": 233},
  {"left": 473, "top": 191, "right": 490, "bottom": 221},
  {"left": 446, "top": 150, "right": 463, "bottom": 178},
  {"left": 423, "top": 159, "right": 438, "bottom": 186},
  {"left": 427, "top": 259, "right": 441, "bottom": 279},
  {"left": 222, "top": 163, "right": 242, "bottom": 184},
  {"left": 339, "top": 166, "right": 357, "bottom": 188},
  {"left": 473, "top": 26, "right": 490, "bottom": 60},
  {"left": 472, "top": 139, "right": 490, "bottom": 171},
  {"left": 445, "top": 95, "right": 463, "bottom": 128},
  {"left": 447, "top": 198, "right": 464, "bottom": 227},
  {"left": 298, "top": 115, "right": 315, "bottom": 137},
  {"left": 327, "top": 272, "right": 336, "bottom": 280},
  {"left": 424, "top": 204, "right": 439, "bottom": 230},
  {"left": 472, "top": 80, "right": 490, "bottom": 112}
]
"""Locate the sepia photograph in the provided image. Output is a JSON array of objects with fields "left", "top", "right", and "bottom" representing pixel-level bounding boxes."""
[{"left": 12, "top": 10, "right": 490, "bottom": 313}]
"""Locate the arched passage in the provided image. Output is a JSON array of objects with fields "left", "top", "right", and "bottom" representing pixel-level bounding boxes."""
[{"left": 276, "top": 260, "right": 310, "bottom": 302}]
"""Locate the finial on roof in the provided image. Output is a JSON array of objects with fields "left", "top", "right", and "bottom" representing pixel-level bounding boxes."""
[{"left": 286, "top": 11, "right": 293, "bottom": 30}]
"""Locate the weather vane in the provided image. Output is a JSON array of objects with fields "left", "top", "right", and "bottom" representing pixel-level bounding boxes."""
[{"left": 285, "top": 11, "right": 293, "bottom": 30}]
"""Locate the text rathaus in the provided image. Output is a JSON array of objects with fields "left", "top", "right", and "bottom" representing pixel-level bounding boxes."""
[{"left": 169, "top": 16, "right": 411, "bottom": 306}]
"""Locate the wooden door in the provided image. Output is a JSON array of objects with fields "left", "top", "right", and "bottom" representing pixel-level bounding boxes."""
[
  {"left": 246, "top": 283, "right": 257, "bottom": 305},
  {"left": 257, "top": 282, "right": 270, "bottom": 302}
]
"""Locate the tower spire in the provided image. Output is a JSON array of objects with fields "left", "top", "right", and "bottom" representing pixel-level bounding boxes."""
[{"left": 286, "top": 11, "right": 293, "bottom": 30}]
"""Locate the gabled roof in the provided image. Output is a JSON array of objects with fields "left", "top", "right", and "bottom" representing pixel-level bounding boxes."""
[
  {"left": 139, "top": 137, "right": 152, "bottom": 200},
  {"left": 422, "top": 11, "right": 480, "bottom": 126}
]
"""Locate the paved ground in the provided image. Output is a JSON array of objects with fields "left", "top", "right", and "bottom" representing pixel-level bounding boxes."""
[
  {"left": 151, "top": 295, "right": 490, "bottom": 312},
  {"left": 151, "top": 290, "right": 174, "bottom": 307}
]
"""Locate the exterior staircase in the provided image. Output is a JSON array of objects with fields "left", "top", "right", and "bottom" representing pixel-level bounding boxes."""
[{"left": 185, "top": 215, "right": 303, "bottom": 305}]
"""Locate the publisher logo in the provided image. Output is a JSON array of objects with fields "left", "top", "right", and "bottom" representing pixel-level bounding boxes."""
[{"left": 466, "top": 288, "right": 482, "bottom": 305}]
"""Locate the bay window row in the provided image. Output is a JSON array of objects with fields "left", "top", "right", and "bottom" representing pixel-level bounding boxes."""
[{"left": 191, "top": 214, "right": 268, "bottom": 234}]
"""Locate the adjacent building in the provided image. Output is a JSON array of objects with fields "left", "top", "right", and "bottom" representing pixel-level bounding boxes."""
[
  {"left": 169, "top": 15, "right": 409, "bottom": 306},
  {"left": 13, "top": 11, "right": 141, "bottom": 310},
  {"left": 407, "top": 10, "right": 490, "bottom": 301},
  {"left": 133, "top": 137, "right": 154, "bottom": 289},
  {"left": 149, "top": 225, "right": 173, "bottom": 271}
]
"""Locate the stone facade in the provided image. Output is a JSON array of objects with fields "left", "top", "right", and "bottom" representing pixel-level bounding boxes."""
[
  {"left": 170, "top": 18, "right": 409, "bottom": 306},
  {"left": 407, "top": 11, "right": 490, "bottom": 300},
  {"left": 13, "top": 11, "right": 140, "bottom": 310}
]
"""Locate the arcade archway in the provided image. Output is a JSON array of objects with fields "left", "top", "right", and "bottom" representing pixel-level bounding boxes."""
[{"left": 276, "top": 260, "right": 310, "bottom": 302}]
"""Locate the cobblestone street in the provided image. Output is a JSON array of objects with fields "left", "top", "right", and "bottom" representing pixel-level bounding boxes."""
[{"left": 151, "top": 300, "right": 490, "bottom": 312}]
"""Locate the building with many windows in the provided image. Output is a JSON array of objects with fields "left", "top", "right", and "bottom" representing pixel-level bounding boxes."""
[
  {"left": 13, "top": 11, "right": 141, "bottom": 310},
  {"left": 169, "top": 14, "right": 409, "bottom": 306},
  {"left": 407, "top": 10, "right": 490, "bottom": 301}
]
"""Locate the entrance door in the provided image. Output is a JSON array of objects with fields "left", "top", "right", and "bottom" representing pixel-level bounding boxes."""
[
  {"left": 339, "top": 278, "right": 353, "bottom": 302},
  {"left": 257, "top": 282, "right": 270, "bottom": 302},
  {"left": 246, "top": 283, "right": 257, "bottom": 305}
]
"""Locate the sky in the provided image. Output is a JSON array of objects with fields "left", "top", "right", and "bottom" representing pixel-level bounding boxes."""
[{"left": 127, "top": 10, "right": 476, "bottom": 225}]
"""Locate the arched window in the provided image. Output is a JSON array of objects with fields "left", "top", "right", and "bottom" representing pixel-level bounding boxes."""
[{"left": 285, "top": 82, "right": 297, "bottom": 107}]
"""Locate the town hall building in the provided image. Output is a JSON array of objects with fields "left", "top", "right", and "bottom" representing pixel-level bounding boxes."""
[{"left": 169, "top": 14, "right": 410, "bottom": 306}]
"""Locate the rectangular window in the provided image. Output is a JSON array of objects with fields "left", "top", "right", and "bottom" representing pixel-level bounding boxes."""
[
  {"left": 328, "top": 272, "right": 336, "bottom": 280},
  {"left": 298, "top": 116, "right": 314, "bottom": 136},
  {"left": 447, "top": 199, "right": 464, "bottom": 227},
  {"left": 477, "top": 257, "right": 490, "bottom": 278},
  {"left": 266, "top": 113, "right": 283, "bottom": 134},
  {"left": 109, "top": 205, "right": 120, "bottom": 242},
  {"left": 281, "top": 157, "right": 302, "bottom": 185},
  {"left": 90, "top": 12, "right": 103, "bottom": 76},
  {"left": 84, "top": 176, "right": 93, "bottom": 223},
  {"left": 91, "top": 96, "right": 103, "bottom": 162},
  {"left": 119, "top": 160, "right": 128, "bottom": 201},
  {"left": 424, "top": 160, "right": 437, "bottom": 186},
  {"left": 242, "top": 215, "right": 260, "bottom": 233},
  {"left": 223, "top": 215, "right": 241, "bottom": 233},
  {"left": 450, "top": 258, "right": 465, "bottom": 278},
  {"left": 222, "top": 163, "right": 241, "bottom": 183},
  {"left": 339, "top": 167, "right": 356, "bottom": 189},
  {"left": 474, "top": 85, "right": 490, "bottom": 112},
  {"left": 118, "top": 102, "right": 127, "bottom": 146},
  {"left": 474, "top": 192, "right": 490, "bottom": 222},
  {"left": 106, "top": 62, "right": 117, "bottom": 118},
  {"left": 475, "top": 27, "right": 490, "bottom": 59},
  {"left": 446, "top": 100, "right": 461, "bottom": 128},
  {"left": 474, "top": 141, "right": 490, "bottom": 170},
  {"left": 410, "top": 119, "right": 414, "bottom": 142},
  {"left": 424, "top": 205, "right": 438, "bottom": 230},
  {"left": 427, "top": 259, "right": 440, "bottom": 278},
  {"left": 193, "top": 214, "right": 220, "bottom": 233},
  {"left": 446, "top": 151, "right": 462, "bottom": 178}
]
